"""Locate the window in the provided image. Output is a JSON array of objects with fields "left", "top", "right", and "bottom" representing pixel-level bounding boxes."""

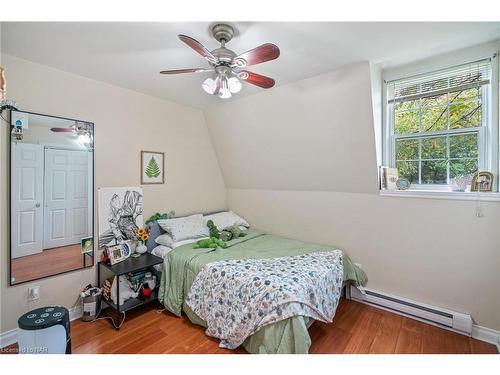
[{"left": 383, "top": 58, "right": 498, "bottom": 192}]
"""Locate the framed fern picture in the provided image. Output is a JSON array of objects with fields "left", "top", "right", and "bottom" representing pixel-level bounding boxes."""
[{"left": 141, "top": 151, "right": 165, "bottom": 184}]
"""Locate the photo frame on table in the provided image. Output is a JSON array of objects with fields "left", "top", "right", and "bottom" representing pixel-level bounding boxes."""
[
  {"left": 107, "top": 242, "right": 132, "bottom": 265},
  {"left": 141, "top": 151, "right": 165, "bottom": 184}
]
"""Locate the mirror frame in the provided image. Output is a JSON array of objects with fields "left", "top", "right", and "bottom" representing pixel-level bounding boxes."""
[{"left": 9, "top": 110, "right": 95, "bottom": 286}]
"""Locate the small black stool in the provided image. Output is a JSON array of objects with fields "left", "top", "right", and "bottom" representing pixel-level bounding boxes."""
[{"left": 17, "top": 306, "right": 71, "bottom": 354}]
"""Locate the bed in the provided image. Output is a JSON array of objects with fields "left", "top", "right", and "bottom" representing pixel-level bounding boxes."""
[{"left": 157, "top": 228, "right": 367, "bottom": 354}]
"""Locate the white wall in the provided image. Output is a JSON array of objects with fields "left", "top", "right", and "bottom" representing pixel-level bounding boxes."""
[
  {"left": 205, "top": 61, "right": 500, "bottom": 330},
  {"left": 205, "top": 62, "right": 378, "bottom": 193},
  {"left": 0, "top": 55, "right": 226, "bottom": 334}
]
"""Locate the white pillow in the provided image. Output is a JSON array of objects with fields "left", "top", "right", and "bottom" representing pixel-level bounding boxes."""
[
  {"left": 157, "top": 214, "right": 209, "bottom": 242},
  {"left": 155, "top": 233, "right": 174, "bottom": 247},
  {"left": 151, "top": 245, "right": 173, "bottom": 259},
  {"left": 205, "top": 211, "right": 249, "bottom": 229},
  {"left": 172, "top": 237, "right": 208, "bottom": 249}
]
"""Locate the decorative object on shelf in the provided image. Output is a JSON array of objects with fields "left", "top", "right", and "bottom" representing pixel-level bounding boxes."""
[
  {"left": 141, "top": 151, "right": 165, "bottom": 184},
  {"left": 107, "top": 242, "right": 132, "bottom": 265},
  {"left": 383, "top": 167, "right": 399, "bottom": 190},
  {"left": 471, "top": 171, "right": 494, "bottom": 192},
  {"left": 396, "top": 178, "right": 411, "bottom": 190},
  {"left": 98, "top": 187, "right": 143, "bottom": 247},
  {"left": 132, "top": 226, "right": 149, "bottom": 255},
  {"left": 450, "top": 175, "right": 471, "bottom": 192},
  {"left": 146, "top": 210, "right": 175, "bottom": 224}
]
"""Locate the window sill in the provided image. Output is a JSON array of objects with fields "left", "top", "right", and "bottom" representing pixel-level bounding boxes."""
[{"left": 379, "top": 189, "right": 500, "bottom": 202}]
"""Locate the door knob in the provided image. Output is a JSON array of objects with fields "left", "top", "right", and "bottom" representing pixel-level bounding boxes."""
[{"left": 35, "top": 203, "right": 41, "bottom": 208}]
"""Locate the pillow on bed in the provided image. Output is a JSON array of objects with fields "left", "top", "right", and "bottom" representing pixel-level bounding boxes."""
[
  {"left": 204, "top": 211, "right": 249, "bottom": 229},
  {"left": 151, "top": 245, "right": 173, "bottom": 259},
  {"left": 155, "top": 233, "right": 174, "bottom": 247},
  {"left": 171, "top": 237, "right": 208, "bottom": 249},
  {"left": 157, "top": 214, "right": 209, "bottom": 242},
  {"left": 146, "top": 221, "right": 165, "bottom": 252}
]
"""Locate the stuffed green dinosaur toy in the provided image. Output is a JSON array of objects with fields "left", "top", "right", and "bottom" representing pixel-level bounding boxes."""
[
  {"left": 219, "top": 225, "right": 246, "bottom": 241},
  {"left": 193, "top": 237, "right": 227, "bottom": 249},
  {"left": 193, "top": 220, "right": 246, "bottom": 249},
  {"left": 207, "top": 220, "right": 220, "bottom": 239}
]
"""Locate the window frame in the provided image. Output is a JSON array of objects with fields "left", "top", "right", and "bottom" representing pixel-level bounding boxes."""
[{"left": 382, "top": 53, "right": 499, "bottom": 193}]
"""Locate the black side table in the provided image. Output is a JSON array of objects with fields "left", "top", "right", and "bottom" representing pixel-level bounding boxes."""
[{"left": 97, "top": 253, "right": 163, "bottom": 329}]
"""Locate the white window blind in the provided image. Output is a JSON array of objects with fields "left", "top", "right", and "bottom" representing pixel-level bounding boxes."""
[{"left": 387, "top": 59, "right": 491, "bottom": 104}]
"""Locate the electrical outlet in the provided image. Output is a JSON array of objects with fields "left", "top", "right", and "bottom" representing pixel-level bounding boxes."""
[{"left": 28, "top": 286, "right": 40, "bottom": 301}]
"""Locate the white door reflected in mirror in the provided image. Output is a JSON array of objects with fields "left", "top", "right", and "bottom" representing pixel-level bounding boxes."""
[{"left": 10, "top": 110, "right": 94, "bottom": 285}]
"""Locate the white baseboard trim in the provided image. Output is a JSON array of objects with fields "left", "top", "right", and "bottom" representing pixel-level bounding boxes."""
[
  {"left": 0, "top": 305, "right": 82, "bottom": 349},
  {"left": 350, "top": 287, "right": 499, "bottom": 352},
  {"left": 472, "top": 324, "right": 500, "bottom": 352}
]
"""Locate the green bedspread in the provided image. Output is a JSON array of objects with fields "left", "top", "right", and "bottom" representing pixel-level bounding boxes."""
[{"left": 158, "top": 229, "right": 367, "bottom": 354}]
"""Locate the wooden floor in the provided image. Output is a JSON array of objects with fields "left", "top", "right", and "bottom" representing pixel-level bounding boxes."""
[
  {"left": 11, "top": 244, "right": 92, "bottom": 284},
  {"left": 5, "top": 299, "right": 496, "bottom": 354}
]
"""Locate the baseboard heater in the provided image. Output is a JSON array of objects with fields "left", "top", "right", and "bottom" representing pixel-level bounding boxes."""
[{"left": 350, "top": 286, "right": 473, "bottom": 336}]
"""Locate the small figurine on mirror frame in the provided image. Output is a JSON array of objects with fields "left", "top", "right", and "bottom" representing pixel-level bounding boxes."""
[{"left": 471, "top": 171, "right": 494, "bottom": 192}]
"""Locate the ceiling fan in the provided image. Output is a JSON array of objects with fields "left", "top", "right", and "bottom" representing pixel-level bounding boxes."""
[
  {"left": 50, "top": 122, "right": 92, "bottom": 144},
  {"left": 160, "top": 23, "right": 280, "bottom": 99}
]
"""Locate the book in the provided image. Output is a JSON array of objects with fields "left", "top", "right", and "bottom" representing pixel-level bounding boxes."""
[{"left": 384, "top": 167, "right": 399, "bottom": 190}]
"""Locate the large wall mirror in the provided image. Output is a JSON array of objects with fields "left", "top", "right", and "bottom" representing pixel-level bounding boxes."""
[{"left": 9, "top": 110, "right": 94, "bottom": 285}]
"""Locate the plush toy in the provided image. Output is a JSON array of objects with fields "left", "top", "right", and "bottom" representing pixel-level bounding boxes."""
[
  {"left": 219, "top": 225, "right": 246, "bottom": 241},
  {"left": 193, "top": 237, "right": 227, "bottom": 249},
  {"left": 207, "top": 219, "right": 220, "bottom": 239},
  {"left": 142, "top": 272, "right": 156, "bottom": 291},
  {"left": 110, "top": 276, "right": 139, "bottom": 306}
]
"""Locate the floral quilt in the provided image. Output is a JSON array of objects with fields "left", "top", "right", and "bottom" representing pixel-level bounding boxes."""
[{"left": 185, "top": 250, "right": 344, "bottom": 349}]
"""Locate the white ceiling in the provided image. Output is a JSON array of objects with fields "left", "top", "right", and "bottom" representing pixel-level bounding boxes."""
[{"left": 2, "top": 22, "right": 499, "bottom": 110}]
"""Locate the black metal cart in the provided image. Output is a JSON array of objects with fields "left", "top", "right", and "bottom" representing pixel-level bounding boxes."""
[{"left": 97, "top": 253, "right": 163, "bottom": 329}]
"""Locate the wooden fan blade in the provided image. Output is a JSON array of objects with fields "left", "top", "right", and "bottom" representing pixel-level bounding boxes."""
[
  {"left": 178, "top": 34, "right": 218, "bottom": 64},
  {"left": 51, "top": 127, "right": 74, "bottom": 132},
  {"left": 160, "top": 68, "right": 213, "bottom": 75},
  {"left": 232, "top": 43, "right": 280, "bottom": 68},
  {"left": 238, "top": 70, "right": 275, "bottom": 89}
]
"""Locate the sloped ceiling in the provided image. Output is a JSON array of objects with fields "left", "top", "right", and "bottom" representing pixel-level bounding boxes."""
[
  {"left": 2, "top": 22, "right": 499, "bottom": 110},
  {"left": 204, "top": 61, "right": 379, "bottom": 193}
]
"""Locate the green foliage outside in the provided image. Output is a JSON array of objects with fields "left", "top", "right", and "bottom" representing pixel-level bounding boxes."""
[{"left": 393, "top": 81, "right": 481, "bottom": 185}]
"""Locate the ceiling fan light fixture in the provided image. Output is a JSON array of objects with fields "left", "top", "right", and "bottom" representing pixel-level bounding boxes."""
[
  {"left": 161, "top": 24, "right": 280, "bottom": 100},
  {"left": 218, "top": 76, "right": 232, "bottom": 99},
  {"left": 228, "top": 76, "right": 242, "bottom": 93},
  {"left": 202, "top": 77, "right": 217, "bottom": 94}
]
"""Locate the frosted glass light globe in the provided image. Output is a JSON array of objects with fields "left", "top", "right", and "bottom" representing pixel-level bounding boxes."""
[
  {"left": 218, "top": 87, "right": 232, "bottom": 99},
  {"left": 202, "top": 77, "right": 217, "bottom": 94},
  {"left": 228, "top": 77, "right": 242, "bottom": 93}
]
